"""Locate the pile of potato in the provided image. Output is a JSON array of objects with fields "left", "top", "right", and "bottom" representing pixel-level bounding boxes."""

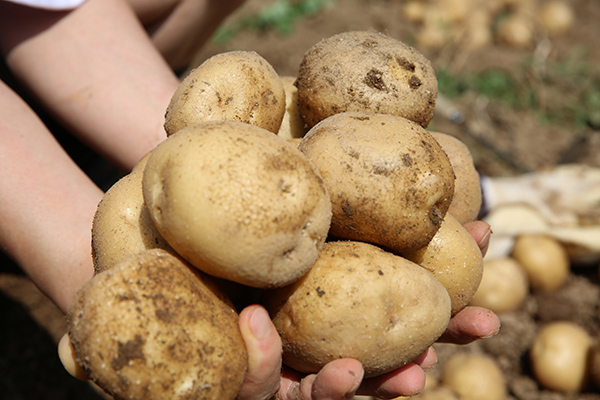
[{"left": 67, "top": 31, "right": 487, "bottom": 400}]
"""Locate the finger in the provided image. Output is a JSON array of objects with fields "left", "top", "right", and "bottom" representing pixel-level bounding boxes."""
[
  {"left": 303, "top": 358, "right": 364, "bottom": 400},
  {"left": 437, "top": 306, "right": 501, "bottom": 344},
  {"left": 463, "top": 220, "right": 492, "bottom": 257},
  {"left": 236, "top": 304, "right": 282, "bottom": 400},
  {"left": 57, "top": 333, "right": 89, "bottom": 380},
  {"left": 357, "top": 362, "right": 426, "bottom": 398},
  {"left": 411, "top": 347, "right": 437, "bottom": 371}
]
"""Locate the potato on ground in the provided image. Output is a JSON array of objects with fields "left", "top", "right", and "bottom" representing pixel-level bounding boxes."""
[
  {"left": 264, "top": 240, "right": 452, "bottom": 378},
  {"left": 143, "top": 120, "right": 332, "bottom": 288},
  {"left": 295, "top": 30, "right": 438, "bottom": 129},
  {"left": 441, "top": 353, "right": 507, "bottom": 400},
  {"left": 164, "top": 50, "right": 285, "bottom": 136},
  {"left": 298, "top": 111, "right": 455, "bottom": 254},
  {"left": 68, "top": 249, "right": 247, "bottom": 400},
  {"left": 277, "top": 76, "right": 308, "bottom": 140}
]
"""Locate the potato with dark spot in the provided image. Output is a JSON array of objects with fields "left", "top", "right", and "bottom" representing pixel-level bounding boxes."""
[
  {"left": 295, "top": 30, "right": 438, "bottom": 129},
  {"left": 164, "top": 50, "right": 285, "bottom": 135},
  {"left": 298, "top": 111, "right": 455, "bottom": 254},
  {"left": 68, "top": 249, "right": 247, "bottom": 400},
  {"left": 264, "top": 240, "right": 451, "bottom": 377},
  {"left": 143, "top": 120, "right": 332, "bottom": 288}
]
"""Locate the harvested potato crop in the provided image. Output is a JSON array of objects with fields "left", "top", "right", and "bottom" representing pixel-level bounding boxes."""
[
  {"left": 143, "top": 120, "right": 332, "bottom": 288},
  {"left": 164, "top": 50, "right": 285, "bottom": 136},
  {"left": 298, "top": 111, "right": 455, "bottom": 254},
  {"left": 441, "top": 353, "right": 507, "bottom": 400},
  {"left": 264, "top": 240, "right": 452, "bottom": 378},
  {"left": 295, "top": 30, "right": 438, "bottom": 129},
  {"left": 403, "top": 213, "right": 483, "bottom": 315},
  {"left": 430, "top": 132, "right": 482, "bottom": 224},
  {"left": 68, "top": 249, "right": 247, "bottom": 400},
  {"left": 277, "top": 76, "right": 308, "bottom": 140},
  {"left": 92, "top": 169, "right": 173, "bottom": 274}
]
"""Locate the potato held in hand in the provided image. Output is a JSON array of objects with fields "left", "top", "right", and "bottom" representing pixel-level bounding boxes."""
[
  {"left": 299, "top": 111, "right": 455, "bottom": 253},
  {"left": 143, "top": 121, "right": 332, "bottom": 288},
  {"left": 264, "top": 240, "right": 452, "bottom": 377},
  {"left": 68, "top": 249, "right": 247, "bottom": 400}
]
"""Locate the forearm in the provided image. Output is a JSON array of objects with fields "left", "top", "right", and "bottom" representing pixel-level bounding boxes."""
[
  {"left": 0, "top": 0, "right": 180, "bottom": 171},
  {"left": 0, "top": 80, "right": 102, "bottom": 314}
]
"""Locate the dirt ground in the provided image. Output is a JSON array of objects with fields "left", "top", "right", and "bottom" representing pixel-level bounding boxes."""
[{"left": 1, "top": 0, "right": 599, "bottom": 399}]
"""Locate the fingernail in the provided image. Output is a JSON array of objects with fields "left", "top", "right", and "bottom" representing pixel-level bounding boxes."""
[
  {"left": 479, "top": 227, "right": 492, "bottom": 251},
  {"left": 250, "top": 307, "right": 273, "bottom": 340},
  {"left": 344, "top": 369, "right": 364, "bottom": 399}
]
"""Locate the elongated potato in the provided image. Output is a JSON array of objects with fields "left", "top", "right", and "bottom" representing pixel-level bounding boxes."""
[
  {"left": 264, "top": 240, "right": 451, "bottom": 378},
  {"left": 68, "top": 249, "right": 247, "bottom": 400},
  {"left": 164, "top": 50, "right": 285, "bottom": 135},
  {"left": 143, "top": 120, "right": 332, "bottom": 288},
  {"left": 298, "top": 111, "right": 455, "bottom": 253}
]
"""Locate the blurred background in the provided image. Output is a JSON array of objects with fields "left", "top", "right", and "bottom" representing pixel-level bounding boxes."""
[{"left": 1, "top": 0, "right": 599, "bottom": 399}]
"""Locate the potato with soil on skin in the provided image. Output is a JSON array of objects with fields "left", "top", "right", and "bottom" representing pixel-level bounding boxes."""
[
  {"left": 91, "top": 168, "right": 173, "bottom": 274},
  {"left": 68, "top": 249, "right": 247, "bottom": 400},
  {"left": 298, "top": 111, "right": 455, "bottom": 254},
  {"left": 277, "top": 76, "right": 308, "bottom": 140},
  {"left": 263, "top": 240, "right": 452, "bottom": 378},
  {"left": 402, "top": 213, "right": 484, "bottom": 316},
  {"left": 143, "top": 120, "right": 332, "bottom": 288},
  {"left": 441, "top": 353, "right": 507, "bottom": 400},
  {"left": 164, "top": 50, "right": 285, "bottom": 136},
  {"left": 295, "top": 30, "right": 438, "bottom": 129},
  {"left": 529, "top": 321, "right": 592, "bottom": 393},
  {"left": 430, "top": 132, "right": 482, "bottom": 224}
]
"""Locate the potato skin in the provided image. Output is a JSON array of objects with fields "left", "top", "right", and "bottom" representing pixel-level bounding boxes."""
[
  {"left": 295, "top": 30, "right": 438, "bottom": 128},
  {"left": 68, "top": 249, "right": 247, "bottom": 400},
  {"left": 298, "top": 111, "right": 455, "bottom": 254},
  {"left": 91, "top": 169, "right": 173, "bottom": 274},
  {"left": 164, "top": 50, "right": 285, "bottom": 135},
  {"left": 264, "top": 240, "right": 452, "bottom": 378},
  {"left": 143, "top": 121, "right": 332, "bottom": 288},
  {"left": 403, "top": 213, "right": 484, "bottom": 315}
]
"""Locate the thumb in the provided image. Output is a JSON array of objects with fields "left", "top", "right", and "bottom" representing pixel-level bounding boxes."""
[
  {"left": 57, "top": 333, "right": 89, "bottom": 380},
  {"left": 237, "top": 304, "right": 283, "bottom": 400}
]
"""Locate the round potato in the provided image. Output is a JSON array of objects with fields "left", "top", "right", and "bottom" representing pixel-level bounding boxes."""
[
  {"left": 277, "top": 76, "right": 308, "bottom": 140},
  {"left": 430, "top": 131, "right": 482, "bottom": 224},
  {"left": 92, "top": 169, "right": 173, "bottom": 274},
  {"left": 143, "top": 120, "right": 332, "bottom": 288},
  {"left": 295, "top": 30, "right": 438, "bottom": 129},
  {"left": 402, "top": 213, "right": 483, "bottom": 315},
  {"left": 298, "top": 111, "right": 455, "bottom": 254},
  {"left": 68, "top": 249, "right": 247, "bottom": 400},
  {"left": 441, "top": 353, "right": 506, "bottom": 400},
  {"left": 164, "top": 50, "right": 285, "bottom": 135},
  {"left": 264, "top": 240, "right": 452, "bottom": 378}
]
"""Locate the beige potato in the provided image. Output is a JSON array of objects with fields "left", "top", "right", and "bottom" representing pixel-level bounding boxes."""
[
  {"left": 511, "top": 234, "right": 570, "bottom": 292},
  {"left": 530, "top": 321, "right": 592, "bottom": 393},
  {"left": 430, "top": 132, "right": 482, "bottom": 224},
  {"left": 403, "top": 213, "right": 483, "bottom": 315},
  {"left": 143, "top": 120, "right": 332, "bottom": 288},
  {"left": 277, "top": 76, "right": 308, "bottom": 140},
  {"left": 264, "top": 240, "right": 452, "bottom": 378},
  {"left": 298, "top": 111, "right": 455, "bottom": 254},
  {"left": 164, "top": 50, "right": 285, "bottom": 136},
  {"left": 469, "top": 257, "right": 529, "bottom": 314},
  {"left": 92, "top": 169, "right": 173, "bottom": 274},
  {"left": 441, "top": 353, "right": 507, "bottom": 400},
  {"left": 68, "top": 249, "right": 247, "bottom": 400},
  {"left": 295, "top": 30, "right": 438, "bottom": 129}
]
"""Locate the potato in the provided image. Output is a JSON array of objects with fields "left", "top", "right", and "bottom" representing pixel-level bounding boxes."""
[
  {"left": 441, "top": 353, "right": 507, "bottom": 400},
  {"left": 264, "top": 240, "right": 452, "bottom": 378},
  {"left": 277, "top": 76, "right": 308, "bottom": 140},
  {"left": 298, "top": 111, "right": 455, "bottom": 254},
  {"left": 530, "top": 321, "right": 592, "bottom": 393},
  {"left": 295, "top": 31, "right": 438, "bottom": 129},
  {"left": 143, "top": 120, "right": 332, "bottom": 288},
  {"left": 164, "top": 50, "right": 285, "bottom": 136},
  {"left": 68, "top": 249, "right": 247, "bottom": 400},
  {"left": 539, "top": 0, "right": 575, "bottom": 36},
  {"left": 511, "top": 233, "right": 569, "bottom": 292},
  {"left": 91, "top": 169, "right": 173, "bottom": 274},
  {"left": 430, "top": 132, "right": 482, "bottom": 224},
  {"left": 403, "top": 213, "right": 483, "bottom": 315},
  {"left": 469, "top": 257, "right": 529, "bottom": 314}
]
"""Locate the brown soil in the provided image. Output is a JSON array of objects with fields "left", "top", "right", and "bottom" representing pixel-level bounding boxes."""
[{"left": 2, "top": 0, "right": 599, "bottom": 399}]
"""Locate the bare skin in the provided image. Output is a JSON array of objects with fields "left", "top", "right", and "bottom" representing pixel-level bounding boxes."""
[{"left": 1, "top": 1, "right": 499, "bottom": 398}]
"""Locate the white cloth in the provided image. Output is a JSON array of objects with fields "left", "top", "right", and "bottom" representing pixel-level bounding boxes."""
[{"left": 2, "top": 0, "right": 86, "bottom": 10}]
